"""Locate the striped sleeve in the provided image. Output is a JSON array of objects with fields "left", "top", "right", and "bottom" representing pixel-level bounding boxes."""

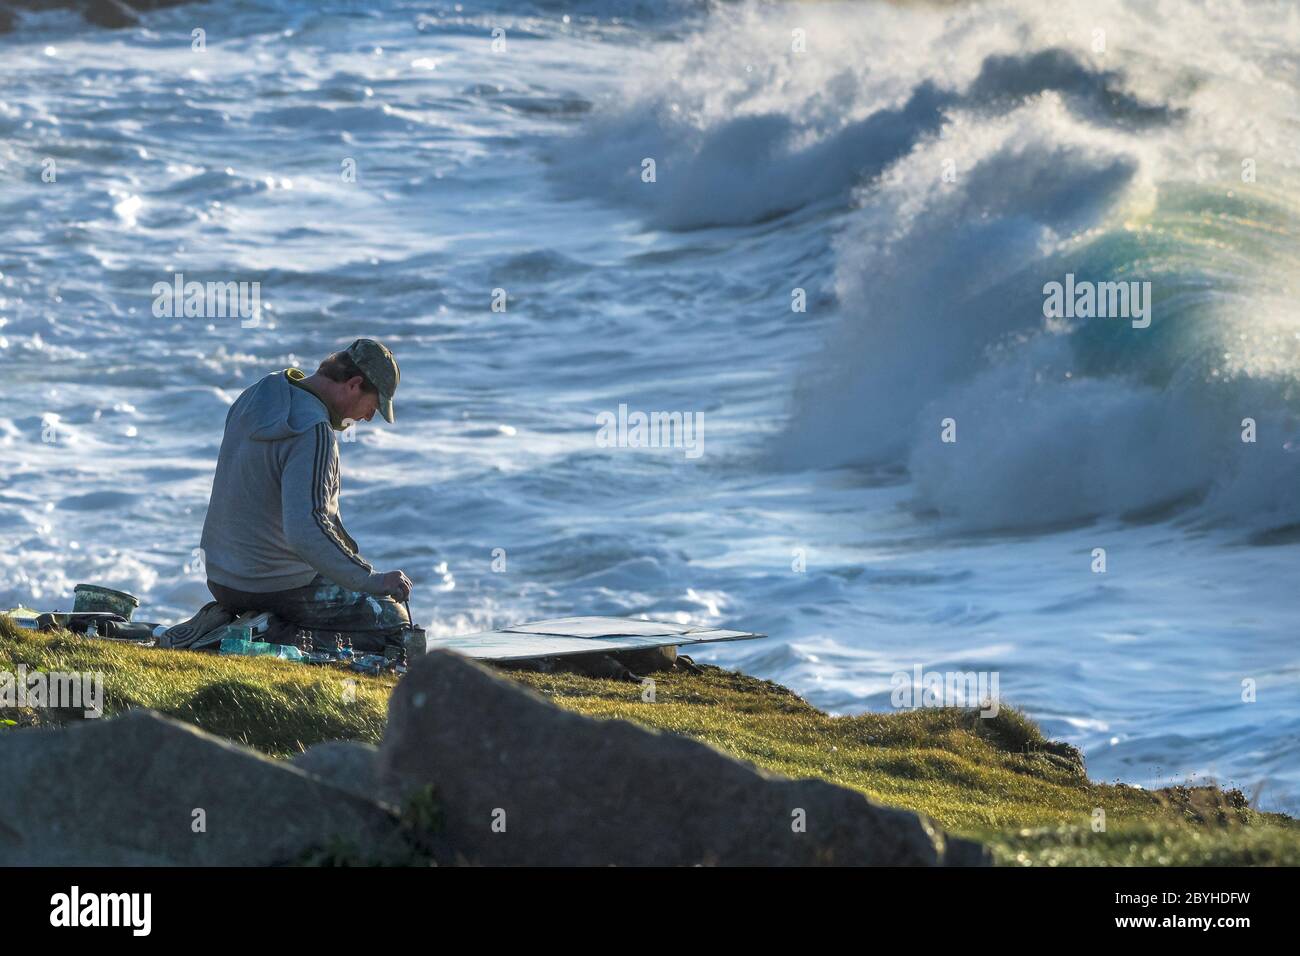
[{"left": 280, "top": 422, "right": 386, "bottom": 594}]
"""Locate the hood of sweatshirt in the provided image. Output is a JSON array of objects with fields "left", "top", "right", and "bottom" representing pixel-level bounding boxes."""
[{"left": 240, "top": 370, "right": 331, "bottom": 441}]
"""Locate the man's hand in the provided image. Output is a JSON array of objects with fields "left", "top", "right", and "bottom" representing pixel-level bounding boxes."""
[{"left": 379, "top": 570, "right": 412, "bottom": 601}]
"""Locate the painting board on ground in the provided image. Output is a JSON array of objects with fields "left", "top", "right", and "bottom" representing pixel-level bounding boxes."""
[{"left": 426, "top": 616, "right": 765, "bottom": 661}]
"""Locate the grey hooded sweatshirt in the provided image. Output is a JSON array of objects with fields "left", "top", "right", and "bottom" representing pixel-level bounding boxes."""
[{"left": 200, "top": 369, "right": 388, "bottom": 595}]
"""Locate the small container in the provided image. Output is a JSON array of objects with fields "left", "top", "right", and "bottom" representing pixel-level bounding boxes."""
[
  {"left": 3, "top": 607, "right": 41, "bottom": 629},
  {"left": 404, "top": 626, "right": 427, "bottom": 656},
  {"left": 73, "top": 585, "right": 140, "bottom": 620}
]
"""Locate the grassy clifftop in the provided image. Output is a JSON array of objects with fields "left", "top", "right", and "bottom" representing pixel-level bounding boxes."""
[{"left": 2, "top": 616, "right": 1296, "bottom": 866}]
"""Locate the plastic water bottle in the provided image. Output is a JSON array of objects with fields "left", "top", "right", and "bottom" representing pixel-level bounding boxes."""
[{"left": 219, "top": 637, "right": 305, "bottom": 661}]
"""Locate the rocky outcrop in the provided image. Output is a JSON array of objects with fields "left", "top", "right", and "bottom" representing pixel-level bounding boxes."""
[
  {"left": 378, "top": 649, "right": 989, "bottom": 866},
  {"left": 0, "top": 0, "right": 198, "bottom": 33},
  {"left": 0, "top": 710, "right": 407, "bottom": 865},
  {"left": 0, "top": 651, "right": 990, "bottom": 865}
]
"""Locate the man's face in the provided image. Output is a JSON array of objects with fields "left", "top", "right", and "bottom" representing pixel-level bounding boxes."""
[{"left": 341, "top": 376, "right": 380, "bottom": 424}]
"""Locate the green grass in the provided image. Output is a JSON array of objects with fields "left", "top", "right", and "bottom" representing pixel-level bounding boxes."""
[
  {"left": 3, "top": 616, "right": 1296, "bottom": 865},
  {"left": 0, "top": 616, "right": 396, "bottom": 756}
]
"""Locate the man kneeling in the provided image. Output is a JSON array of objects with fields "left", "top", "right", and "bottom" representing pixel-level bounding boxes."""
[{"left": 171, "top": 339, "right": 412, "bottom": 653}]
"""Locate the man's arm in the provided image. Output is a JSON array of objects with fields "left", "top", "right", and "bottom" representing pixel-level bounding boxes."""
[{"left": 280, "top": 422, "right": 390, "bottom": 595}]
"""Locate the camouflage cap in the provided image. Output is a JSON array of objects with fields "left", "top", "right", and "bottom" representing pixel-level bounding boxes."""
[{"left": 345, "top": 338, "right": 400, "bottom": 423}]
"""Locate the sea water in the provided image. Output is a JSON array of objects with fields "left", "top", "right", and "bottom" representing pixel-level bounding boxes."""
[{"left": 0, "top": 0, "right": 1296, "bottom": 811}]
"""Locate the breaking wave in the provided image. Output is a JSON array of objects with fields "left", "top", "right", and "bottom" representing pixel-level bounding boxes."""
[{"left": 547, "top": 0, "right": 1300, "bottom": 532}]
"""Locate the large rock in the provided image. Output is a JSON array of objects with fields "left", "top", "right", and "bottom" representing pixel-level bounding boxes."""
[
  {"left": 379, "top": 650, "right": 988, "bottom": 866},
  {"left": 0, "top": 710, "right": 407, "bottom": 865},
  {"left": 0, "top": 1, "right": 197, "bottom": 33}
]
